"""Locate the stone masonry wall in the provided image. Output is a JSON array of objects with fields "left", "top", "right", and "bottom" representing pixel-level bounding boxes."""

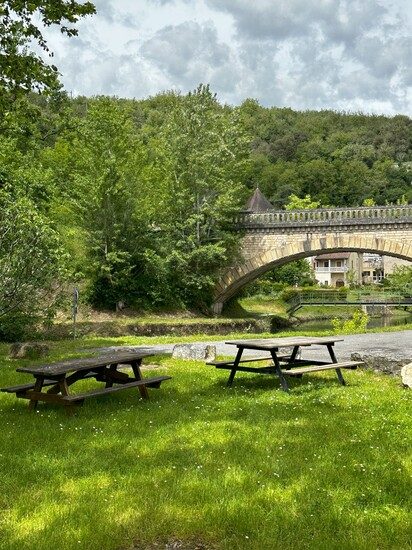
[
  {"left": 241, "top": 228, "right": 411, "bottom": 261},
  {"left": 212, "top": 224, "right": 412, "bottom": 312}
]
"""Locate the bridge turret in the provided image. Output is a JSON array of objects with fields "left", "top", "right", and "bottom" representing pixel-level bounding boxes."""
[{"left": 244, "top": 187, "right": 274, "bottom": 213}]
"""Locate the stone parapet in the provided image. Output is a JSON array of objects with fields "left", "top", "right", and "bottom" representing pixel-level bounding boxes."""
[{"left": 236, "top": 205, "right": 412, "bottom": 229}]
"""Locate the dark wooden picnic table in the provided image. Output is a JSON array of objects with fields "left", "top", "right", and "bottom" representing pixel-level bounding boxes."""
[
  {"left": 207, "top": 336, "right": 362, "bottom": 392},
  {"left": 1, "top": 351, "right": 171, "bottom": 413}
]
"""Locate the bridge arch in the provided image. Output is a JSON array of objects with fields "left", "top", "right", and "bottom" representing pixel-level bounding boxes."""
[{"left": 212, "top": 234, "right": 412, "bottom": 313}]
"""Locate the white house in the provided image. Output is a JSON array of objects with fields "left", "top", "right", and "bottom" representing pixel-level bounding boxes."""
[{"left": 313, "top": 252, "right": 362, "bottom": 287}]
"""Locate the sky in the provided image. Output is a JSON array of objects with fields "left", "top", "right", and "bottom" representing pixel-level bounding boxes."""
[{"left": 44, "top": 0, "right": 412, "bottom": 115}]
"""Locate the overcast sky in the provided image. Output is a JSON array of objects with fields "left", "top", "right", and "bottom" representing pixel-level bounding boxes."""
[{"left": 45, "top": 0, "right": 412, "bottom": 115}]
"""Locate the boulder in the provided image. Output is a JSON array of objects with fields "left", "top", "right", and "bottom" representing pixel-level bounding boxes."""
[
  {"left": 351, "top": 348, "right": 412, "bottom": 376},
  {"left": 172, "top": 344, "right": 216, "bottom": 361},
  {"left": 401, "top": 363, "right": 412, "bottom": 388},
  {"left": 9, "top": 342, "right": 50, "bottom": 360}
]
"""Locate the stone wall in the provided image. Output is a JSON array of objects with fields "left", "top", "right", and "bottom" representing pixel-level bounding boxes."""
[{"left": 240, "top": 229, "right": 411, "bottom": 262}]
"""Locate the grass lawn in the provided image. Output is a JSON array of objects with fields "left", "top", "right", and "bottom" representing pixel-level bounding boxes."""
[{"left": 0, "top": 336, "right": 411, "bottom": 550}]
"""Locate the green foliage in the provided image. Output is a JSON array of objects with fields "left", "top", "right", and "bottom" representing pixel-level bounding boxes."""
[
  {"left": 145, "top": 85, "right": 250, "bottom": 309},
  {"left": 0, "top": 186, "right": 67, "bottom": 340},
  {"left": 332, "top": 310, "right": 369, "bottom": 333},
  {"left": 240, "top": 103, "right": 412, "bottom": 207},
  {"left": 0, "top": 1, "right": 95, "bottom": 114},
  {"left": 396, "top": 194, "right": 409, "bottom": 205},
  {"left": 384, "top": 265, "right": 412, "bottom": 295},
  {"left": 0, "top": 81, "right": 411, "bottom": 325},
  {"left": 245, "top": 259, "right": 316, "bottom": 297},
  {"left": 44, "top": 87, "right": 250, "bottom": 311},
  {"left": 285, "top": 193, "right": 321, "bottom": 210},
  {"left": 345, "top": 268, "right": 359, "bottom": 289}
]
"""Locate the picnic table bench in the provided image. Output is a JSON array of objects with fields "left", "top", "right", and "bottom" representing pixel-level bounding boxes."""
[
  {"left": 1, "top": 351, "right": 171, "bottom": 413},
  {"left": 207, "top": 336, "right": 362, "bottom": 392}
]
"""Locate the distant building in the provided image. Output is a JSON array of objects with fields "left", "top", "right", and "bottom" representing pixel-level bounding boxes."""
[
  {"left": 362, "top": 253, "right": 384, "bottom": 284},
  {"left": 314, "top": 252, "right": 411, "bottom": 287},
  {"left": 362, "top": 254, "right": 412, "bottom": 284},
  {"left": 312, "top": 252, "right": 362, "bottom": 287}
]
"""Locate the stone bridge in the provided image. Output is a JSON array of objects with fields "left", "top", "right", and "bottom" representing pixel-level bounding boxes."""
[{"left": 212, "top": 204, "right": 412, "bottom": 313}]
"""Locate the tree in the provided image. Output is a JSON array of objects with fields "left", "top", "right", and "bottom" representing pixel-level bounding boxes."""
[
  {"left": 266, "top": 260, "right": 315, "bottom": 287},
  {"left": 285, "top": 194, "right": 321, "bottom": 210},
  {"left": 142, "top": 85, "right": 251, "bottom": 309},
  {"left": 385, "top": 265, "right": 412, "bottom": 295},
  {"left": 45, "top": 97, "right": 153, "bottom": 309},
  {"left": 0, "top": 1, "right": 95, "bottom": 113},
  {"left": 0, "top": 186, "right": 67, "bottom": 339}
]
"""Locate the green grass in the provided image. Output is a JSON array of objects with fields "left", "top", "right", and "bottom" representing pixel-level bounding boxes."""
[
  {"left": 232, "top": 296, "right": 286, "bottom": 316},
  {"left": 0, "top": 334, "right": 411, "bottom": 549}
]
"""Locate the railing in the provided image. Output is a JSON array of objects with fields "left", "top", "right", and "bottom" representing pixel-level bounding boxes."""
[
  {"left": 315, "top": 267, "right": 348, "bottom": 273},
  {"left": 235, "top": 205, "right": 412, "bottom": 228},
  {"left": 286, "top": 289, "right": 412, "bottom": 314}
]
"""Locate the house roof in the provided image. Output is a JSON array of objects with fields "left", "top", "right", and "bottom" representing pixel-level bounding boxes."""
[
  {"left": 244, "top": 187, "right": 274, "bottom": 213},
  {"left": 314, "top": 252, "right": 351, "bottom": 260}
]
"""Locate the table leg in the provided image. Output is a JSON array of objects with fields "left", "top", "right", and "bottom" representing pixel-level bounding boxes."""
[
  {"left": 105, "top": 364, "right": 118, "bottom": 388},
  {"left": 131, "top": 359, "right": 149, "bottom": 398},
  {"left": 57, "top": 376, "right": 79, "bottom": 415},
  {"left": 284, "top": 345, "right": 300, "bottom": 369},
  {"left": 270, "top": 350, "right": 290, "bottom": 392},
  {"left": 58, "top": 377, "right": 70, "bottom": 397},
  {"left": 227, "top": 347, "right": 243, "bottom": 387},
  {"left": 28, "top": 376, "right": 44, "bottom": 410},
  {"left": 326, "top": 343, "right": 346, "bottom": 386}
]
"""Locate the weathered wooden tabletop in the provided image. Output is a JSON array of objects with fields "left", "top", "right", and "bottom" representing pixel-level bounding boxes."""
[
  {"left": 225, "top": 336, "right": 344, "bottom": 351},
  {"left": 16, "top": 351, "right": 154, "bottom": 377}
]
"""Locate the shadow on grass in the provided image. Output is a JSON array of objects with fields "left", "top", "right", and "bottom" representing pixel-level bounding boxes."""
[{"left": 0, "top": 361, "right": 411, "bottom": 550}]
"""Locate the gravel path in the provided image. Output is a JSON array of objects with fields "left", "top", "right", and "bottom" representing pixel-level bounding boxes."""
[{"left": 95, "top": 329, "right": 412, "bottom": 361}]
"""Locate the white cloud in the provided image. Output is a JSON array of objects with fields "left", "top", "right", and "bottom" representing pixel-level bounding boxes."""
[
  {"left": 42, "top": 0, "right": 412, "bottom": 115},
  {"left": 140, "top": 21, "right": 231, "bottom": 82}
]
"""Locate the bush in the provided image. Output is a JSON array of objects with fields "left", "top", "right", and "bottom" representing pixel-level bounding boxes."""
[
  {"left": 332, "top": 310, "right": 369, "bottom": 333},
  {"left": 0, "top": 191, "right": 67, "bottom": 340}
]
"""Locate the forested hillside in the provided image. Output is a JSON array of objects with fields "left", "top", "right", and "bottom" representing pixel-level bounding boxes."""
[
  {"left": 1, "top": 87, "right": 411, "bottom": 335},
  {"left": 241, "top": 99, "right": 412, "bottom": 207}
]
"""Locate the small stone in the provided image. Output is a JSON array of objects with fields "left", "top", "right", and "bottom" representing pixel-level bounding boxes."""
[
  {"left": 9, "top": 342, "right": 50, "bottom": 360},
  {"left": 401, "top": 363, "right": 412, "bottom": 388},
  {"left": 172, "top": 344, "right": 216, "bottom": 361}
]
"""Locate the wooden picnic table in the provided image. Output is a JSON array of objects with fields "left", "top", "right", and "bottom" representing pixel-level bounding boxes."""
[
  {"left": 1, "top": 351, "right": 171, "bottom": 413},
  {"left": 207, "top": 336, "right": 362, "bottom": 392}
]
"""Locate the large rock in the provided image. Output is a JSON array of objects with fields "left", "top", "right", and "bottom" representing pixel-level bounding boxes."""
[
  {"left": 172, "top": 344, "right": 216, "bottom": 361},
  {"left": 401, "top": 363, "right": 412, "bottom": 388},
  {"left": 351, "top": 348, "right": 412, "bottom": 376},
  {"left": 9, "top": 342, "right": 50, "bottom": 360}
]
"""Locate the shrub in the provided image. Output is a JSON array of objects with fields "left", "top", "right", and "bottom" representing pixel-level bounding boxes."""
[
  {"left": 332, "top": 310, "right": 369, "bottom": 334},
  {"left": 0, "top": 191, "right": 67, "bottom": 340}
]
